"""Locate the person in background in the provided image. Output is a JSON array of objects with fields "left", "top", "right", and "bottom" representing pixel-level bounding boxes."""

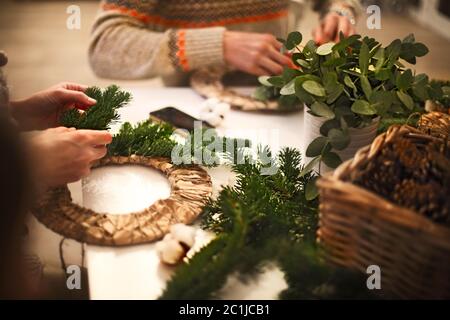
[
  {"left": 0, "top": 51, "right": 111, "bottom": 297},
  {"left": 89, "top": 0, "right": 360, "bottom": 85}
]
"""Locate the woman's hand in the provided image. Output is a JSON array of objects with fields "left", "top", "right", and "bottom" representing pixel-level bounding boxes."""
[
  {"left": 26, "top": 127, "right": 112, "bottom": 188},
  {"left": 313, "top": 12, "right": 356, "bottom": 45},
  {"left": 223, "top": 31, "right": 294, "bottom": 76},
  {"left": 11, "top": 82, "right": 97, "bottom": 130}
]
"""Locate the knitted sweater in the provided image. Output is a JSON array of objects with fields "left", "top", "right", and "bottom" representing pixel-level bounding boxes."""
[{"left": 89, "top": 0, "right": 360, "bottom": 85}]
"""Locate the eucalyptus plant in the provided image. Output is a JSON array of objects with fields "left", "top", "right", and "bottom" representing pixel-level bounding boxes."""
[{"left": 256, "top": 31, "right": 446, "bottom": 175}]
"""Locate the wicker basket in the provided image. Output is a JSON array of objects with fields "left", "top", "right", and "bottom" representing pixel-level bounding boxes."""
[{"left": 317, "top": 124, "right": 450, "bottom": 299}]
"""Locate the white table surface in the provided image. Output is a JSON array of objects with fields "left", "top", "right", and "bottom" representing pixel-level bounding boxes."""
[{"left": 80, "top": 87, "right": 305, "bottom": 300}]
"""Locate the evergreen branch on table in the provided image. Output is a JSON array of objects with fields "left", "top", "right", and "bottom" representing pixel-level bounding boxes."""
[
  {"left": 160, "top": 192, "right": 248, "bottom": 300},
  {"left": 60, "top": 85, "right": 132, "bottom": 130},
  {"left": 107, "top": 119, "right": 251, "bottom": 168},
  {"left": 160, "top": 148, "right": 377, "bottom": 299},
  {"left": 202, "top": 148, "right": 318, "bottom": 243}
]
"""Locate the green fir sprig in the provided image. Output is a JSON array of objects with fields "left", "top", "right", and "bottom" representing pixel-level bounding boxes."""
[{"left": 60, "top": 85, "right": 132, "bottom": 130}]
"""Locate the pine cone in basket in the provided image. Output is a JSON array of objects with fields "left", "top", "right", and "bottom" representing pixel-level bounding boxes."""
[{"left": 352, "top": 130, "right": 450, "bottom": 226}]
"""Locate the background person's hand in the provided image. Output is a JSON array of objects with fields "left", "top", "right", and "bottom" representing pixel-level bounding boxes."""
[
  {"left": 11, "top": 82, "right": 96, "bottom": 130},
  {"left": 26, "top": 127, "right": 112, "bottom": 188},
  {"left": 313, "top": 12, "right": 356, "bottom": 45},
  {"left": 223, "top": 31, "right": 294, "bottom": 76}
]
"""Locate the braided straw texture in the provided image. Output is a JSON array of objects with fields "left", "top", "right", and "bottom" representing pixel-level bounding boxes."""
[
  {"left": 317, "top": 122, "right": 450, "bottom": 299},
  {"left": 32, "top": 156, "right": 212, "bottom": 246}
]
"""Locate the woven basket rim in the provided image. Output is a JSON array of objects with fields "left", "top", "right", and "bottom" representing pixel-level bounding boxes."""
[
  {"left": 318, "top": 124, "right": 450, "bottom": 242},
  {"left": 317, "top": 174, "right": 450, "bottom": 243}
]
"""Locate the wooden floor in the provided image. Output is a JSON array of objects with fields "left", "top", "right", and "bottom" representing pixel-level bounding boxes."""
[{"left": 1, "top": 0, "right": 449, "bottom": 100}]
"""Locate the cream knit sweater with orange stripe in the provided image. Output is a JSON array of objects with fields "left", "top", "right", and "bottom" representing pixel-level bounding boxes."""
[{"left": 89, "top": 0, "right": 360, "bottom": 85}]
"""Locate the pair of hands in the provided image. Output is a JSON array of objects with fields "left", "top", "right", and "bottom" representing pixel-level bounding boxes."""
[
  {"left": 11, "top": 83, "right": 112, "bottom": 188},
  {"left": 224, "top": 12, "right": 356, "bottom": 76}
]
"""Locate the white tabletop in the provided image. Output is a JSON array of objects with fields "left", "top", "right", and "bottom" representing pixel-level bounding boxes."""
[{"left": 81, "top": 87, "right": 305, "bottom": 300}]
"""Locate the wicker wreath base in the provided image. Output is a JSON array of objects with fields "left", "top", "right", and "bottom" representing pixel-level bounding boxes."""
[
  {"left": 190, "top": 66, "right": 300, "bottom": 113},
  {"left": 31, "top": 156, "right": 212, "bottom": 246}
]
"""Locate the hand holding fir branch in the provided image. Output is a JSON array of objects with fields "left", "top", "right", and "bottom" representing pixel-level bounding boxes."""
[
  {"left": 10, "top": 82, "right": 97, "bottom": 130},
  {"left": 9, "top": 83, "right": 123, "bottom": 188}
]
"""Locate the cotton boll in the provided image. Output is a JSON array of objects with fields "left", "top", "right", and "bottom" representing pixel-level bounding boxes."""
[
  {"left": 214, "top": 102, "right": 231, "bottom": 117},
  {"left": 206, "top": 97, "right": 221, "bottom": 105},
  {"left": 185, "top": 229, "right": 216, "bottom": 261},
  {"left": 170, "top": 223, "right": 196, "bottom": 247},
  {"left": 200, "top": 98, "right": 219, "bottom": 113},
  {"left": 201, "top": 112, "right": 222, "bottom": 127},
  {"left": 156, "top": 235, "right": 186, "bottom": 265}
]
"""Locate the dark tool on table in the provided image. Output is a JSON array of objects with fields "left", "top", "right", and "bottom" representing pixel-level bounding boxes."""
[{"left": 150, "top": 106, "right": 213, "bottom": 131}]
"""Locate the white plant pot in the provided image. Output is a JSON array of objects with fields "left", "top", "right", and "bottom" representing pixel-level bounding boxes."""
[{"left": 303, "top": 108, "right": 380, "bottom": 174}]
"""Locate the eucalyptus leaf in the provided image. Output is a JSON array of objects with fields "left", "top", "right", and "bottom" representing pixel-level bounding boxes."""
[
  {"left": 296, "top": 59, "right": 310, "bottom": 68},
  {"left": 322, "top": 151, "right": 343, "bottom": 169},
  {"left": 280, "top": 79, "right": 296, "bottom": 95},
  {"left": 302, "top": 80, "right": 326, "bottom": 97},
  {"left": 299, "top": 156, "right": 321, "bottom": 177},
  {"left": 282, "top": 67, "right": 300, "bottom": 82},
  {"left": 267, "top": 76, "right": 285, "bottom": 88},
  {"left": 359, "top": 42, "right": 369, "bottom": 75},
  {"left": 258, "top": 76, "right": 273, "bottom": 87},
  {"left": 310, "top": 101, "right": 335, "bottom": 119},
  {"left": 327, "top": 84, "right": 344, "bottom": 104},
  {"left": 286, "top": 31, "right": 302, "bottom": 50},
  {"left": 305, "top": 177, "right": 319, "bottom": 201},
  {"left": 320, "top": 119, "right": 340, "bottom": 136},
  {"left": 306, "top": 136, "right": 328, "bottom": 157},
  {"left": 360, "top": 75, "right": 372, "bottom": 100},
  {"left": 317, "top": 42, "right": 335, "bottom": 56},
  {"left": 375, "top": 68, "right": 391, "bottom": 81},
  {"left": 396, "top": 69, "right": 413, "bottom": 91},
  {"left": 344, "top": 75, "right": 358, "bottom": 96},
  {"left": 397, "top": 91, "right": 414, "bottom": 110},
  {"left": 328, "top": 129, "right": 350, "bottom": 150},
  {"left": 412, "top": 43, "right": 429, "bottom": 57},
  {"left": 386, "top": 39, "right": 401, "bottom": 66},
  {"left": 351, "top": 100, "right": 376, "bottom": 115}
]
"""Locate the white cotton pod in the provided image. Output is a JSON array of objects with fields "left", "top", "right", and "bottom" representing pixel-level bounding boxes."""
[
  {"left": 201, "top": 112, "right": 222, "bottom": 127},
  {"left": 200, "top": 103, "right": 213, "bottom": 114},
  {"left": 169, "top": 223, "right": 196, "bottom": 247},
  {"left": 185, "top": 229, "right": 216, "bottom": 261},
  {"left": 214, "top": 102, "right": 231, "bottom": 117},
  {"left": 156, "top": 234, "right": 186, "bottom": 265},
  {"left": 200, "top": 98, "right": 219, "bottom": 113},
  {"left": 206, "top": 97, "right": 221, "bottom": 106}
]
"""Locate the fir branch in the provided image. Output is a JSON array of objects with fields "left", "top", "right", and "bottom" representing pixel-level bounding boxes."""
[
  {"left": 108, "top": 120, "right": 251, "bottom": 168},
  {"left": 107, "top": 120, "right": 176, "bottom": 158},
  {"left": 160, "top": 192, "right": 248, "bottom": 300},
  {"left": 60, "top": 85, "right": 132, "bottom": 130},
  {"left": 202, "top": 148, "right": 318, "bottom": 243}
]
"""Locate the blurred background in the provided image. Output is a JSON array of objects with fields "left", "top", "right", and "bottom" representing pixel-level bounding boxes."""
[{"left": 1, "top": 0, "right": 449, "bottom": 100}]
